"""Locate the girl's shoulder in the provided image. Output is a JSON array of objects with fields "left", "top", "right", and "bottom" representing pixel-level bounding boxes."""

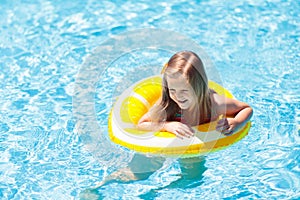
[
  {"left": 210, "top": 91, "right": 225, "bottom": 105},
  {"left": 210, "top": 91, "right": 250, "bottom": 115},
  {"left": 210, "top": 91, "right": 231, "bottom": 115}
]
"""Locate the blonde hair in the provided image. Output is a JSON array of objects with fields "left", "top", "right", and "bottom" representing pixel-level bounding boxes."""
[{"left": 151, "top": 51, "right": 214, "bottom": 124}]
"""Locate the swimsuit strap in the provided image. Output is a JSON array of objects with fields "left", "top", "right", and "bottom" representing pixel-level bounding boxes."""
[
  {"left": 175, "top": 113, "right": 182, "bottom": 117},
  {"left": 174, "top": 111, "right": 186, "bottom": 123}
]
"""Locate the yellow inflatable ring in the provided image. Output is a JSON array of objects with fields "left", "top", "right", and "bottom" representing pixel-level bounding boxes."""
[{"left": 108, "top": 76, "right": 251, "bottom": 158}]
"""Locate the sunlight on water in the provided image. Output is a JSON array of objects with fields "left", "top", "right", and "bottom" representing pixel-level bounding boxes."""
[{"left": 0, "top": 0, "right": 299, "bottom": 199}]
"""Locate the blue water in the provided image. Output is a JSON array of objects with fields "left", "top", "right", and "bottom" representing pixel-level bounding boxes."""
[{"left": 1, "top": 0, "right": 299, "bottom": 199}]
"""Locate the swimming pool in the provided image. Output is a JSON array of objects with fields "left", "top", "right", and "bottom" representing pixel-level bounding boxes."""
[{"left": 1, "top": 0, "right": 299, "bottom": 199}]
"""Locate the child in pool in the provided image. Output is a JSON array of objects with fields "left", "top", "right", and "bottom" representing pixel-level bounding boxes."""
[
  {"left": 80, "top": 51, "right": 253, "bottom": 197},
  {"left": 137, "top": 51, "right": 253, "bottom": 138}
]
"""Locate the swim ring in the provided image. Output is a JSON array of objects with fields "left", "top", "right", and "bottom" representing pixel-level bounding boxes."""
[{"left": 108, "top": 76, "right": 251, "bottom": 158}]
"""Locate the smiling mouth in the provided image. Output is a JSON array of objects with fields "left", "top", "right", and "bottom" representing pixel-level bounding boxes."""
[{"left": 178, "top": 100, "right": 187, "bottom": 104}]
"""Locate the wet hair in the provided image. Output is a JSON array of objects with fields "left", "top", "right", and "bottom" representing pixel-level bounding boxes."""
[{"left": 150, "top": 51, "right": 214, "bottom": 124}]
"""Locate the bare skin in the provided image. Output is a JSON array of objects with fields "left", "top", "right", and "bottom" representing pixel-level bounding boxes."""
[
  {"left": 81, "top": 52, "right": 253, "bottom": 197},
  {"left": 80, "top": 156, "right": 207, "bottom": 198},
  {"left": 138, "top": 77, "right": 253, "bottom": 138},
  {"left": 213, "top": 92, "right": 253, "bottom": 135}
]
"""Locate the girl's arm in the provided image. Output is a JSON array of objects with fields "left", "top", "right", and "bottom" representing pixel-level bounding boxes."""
[
  {"left": 137, "top": 111, "right": 164, "bottom": 131},
  {"left": 137, "top": 109, "right": 194, "bottom": 139},
  {"left": 136, "top": 100, "right": 165, "bottom": 131},
  {"left": 214, "top": 94, "right": 253, "bottom": 135}
]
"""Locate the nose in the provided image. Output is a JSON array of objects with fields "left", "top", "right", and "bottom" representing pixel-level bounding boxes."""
[{"left": 175, "top": 91, "right": 184, "bottom": 100}]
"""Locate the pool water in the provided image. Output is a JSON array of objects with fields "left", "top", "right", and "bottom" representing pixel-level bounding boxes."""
[{"left": 1, "top": 0, "right": 299, "bottom": 199}]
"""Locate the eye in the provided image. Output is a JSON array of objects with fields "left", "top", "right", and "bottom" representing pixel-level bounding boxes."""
[
  {"left": 169, "top": 89, "right": 175, "bottom": 93},
  {"left": 180, "top": 90, "right": 189, "bottom": 94}
]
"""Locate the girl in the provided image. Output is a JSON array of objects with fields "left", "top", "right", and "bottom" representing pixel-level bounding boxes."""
[
  {"left": 138, "top": 51, "right": 253, "bottom": 139},
  {"left": 80, "top": 51, "right": 253, "bottom": 197}
]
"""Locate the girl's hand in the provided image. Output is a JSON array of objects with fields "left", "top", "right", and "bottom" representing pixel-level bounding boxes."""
[
  {"left": 163, "top": 122, "right": 195, "bottom": 139},
  {"left": 216, "top": 117, "right": 239, "bottom": 136}
]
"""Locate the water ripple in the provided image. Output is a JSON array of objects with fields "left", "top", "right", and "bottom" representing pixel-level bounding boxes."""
[{"left": 0, "top": 0, "right": 299, "bottom": 199}]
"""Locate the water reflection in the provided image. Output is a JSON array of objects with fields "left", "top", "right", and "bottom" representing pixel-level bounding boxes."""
[{"left": 80, "top": 154, "right": 207, "bottom": 199}]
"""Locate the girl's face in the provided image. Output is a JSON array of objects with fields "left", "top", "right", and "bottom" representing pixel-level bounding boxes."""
[{"left": 166, "top": 75, "right": 197, "bottom": 110}]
